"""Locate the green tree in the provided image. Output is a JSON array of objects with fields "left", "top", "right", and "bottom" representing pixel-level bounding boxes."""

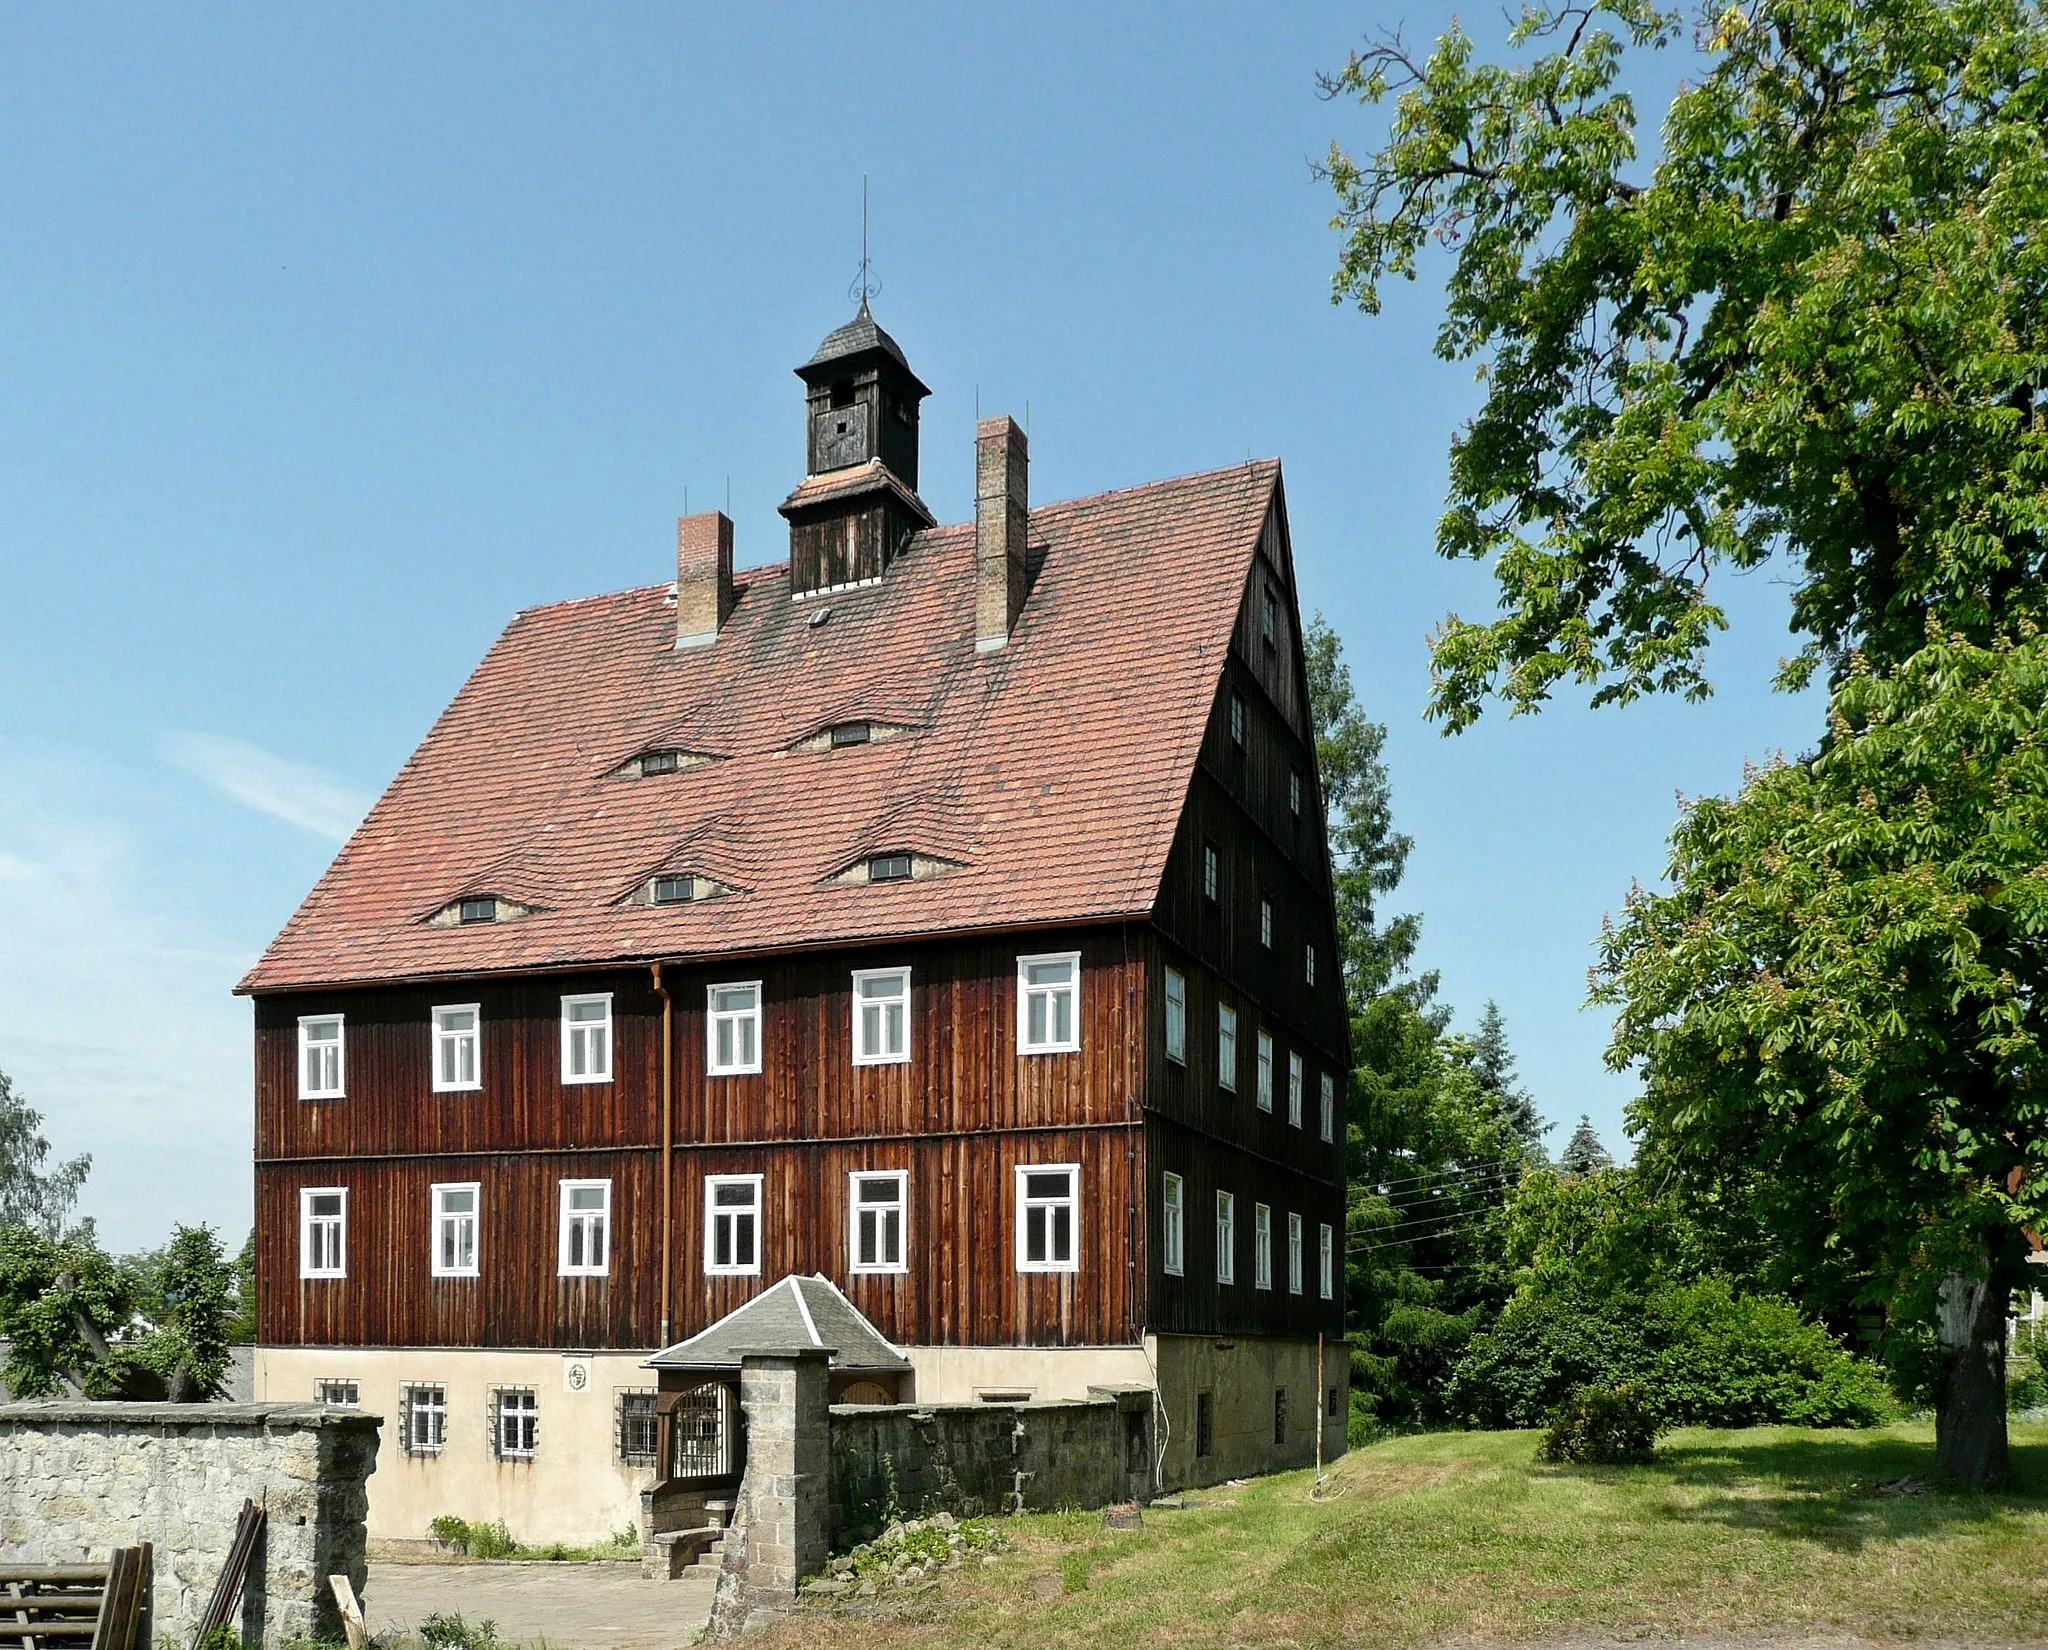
[
  {"left": 1596, "top": 630, "right": 2048, "bottom": 1485},
  {"left": 0, "top": 1066, "right": 90, "bottom": 1239},
  {"left": 1322, "top": 0, "right": 2048, "bottom": 728},
  {"left": 1560, "top": 1116, "right": 1615, "bottom": 1175}
]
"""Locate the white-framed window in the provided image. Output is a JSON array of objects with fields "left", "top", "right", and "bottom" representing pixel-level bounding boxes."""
[
  {"left": 316, "top": 1378, "right": 358, "bottom": 1407},
  {"left": 1202, "top": 843, "right": 1219, "bottom": 901},
  {"left": 431, "top": 1182, "right": 480, "bottom": 1277},
  {"left": 298, "top": 1015, "right": 344, "bottom": 1100},
  {"left": 1017, "top": 953, "right": 1080, "bottom": 1054},
  {"left": 852, "top": 968, "right": 910, "bottom": 1065},
  {"left": 1288, "top": 1053, "right": 1304, "bottom": 1129},
  {"left": 707, "top": 982, "right": 763, "bottom": 1075},
  {"left": 432, "top": 1004, "right": 481, "bottom": 1092},
  {"left": 300, "top": 1187, "right": 346, "bottom": 1278},
  {"left": 1255, "top": 1203, "right": 1273, "bottom": 1290},
  {"left": 1230, "top": 694, "right": 1244, "bottom": 745},
  {"left": 494, "top": 1388, "right": 538, "bottom": 1459},
  {"left": 1162, "top": 1172, "right": 1184, "bottom": 1277},
  {"left": 557, "top": 1179, "right": 611, "bottom": 1276},
  {"left": 1218, "top": 1004, "right": 1238, "bottom": 1092},
  {"left": 1015, "top": 1164, "right": 1080, "bottom": 1273},
  {"left": 1256, "top": 1031, "right": 1274, "bottom": 1112},
  {"left": 1289, "top": 770, "right": 1302, "bottom": 817},
  {"left": 1289, "top": 1211, "right": 1304, "bottom": 1295},
  {"left": 561, "top": 994, "right": 613, "bottom": 1084},
  {"left": 706, "top": 1174, "right": 763, "bottom": 1275},
  {"left": 849, "top": 1170, "right": 908, "bottom": 1273},
  {"left": 1320, "top": 1222, "right": 1335, "bottom": 1300},
  {"left": 1320, "top": 1073, "right": 1335, "bottom": 1143},
  {"left": 1259, "top": 898, "right": 1273, "bottom": 948},
  {"left": 1216, "top": 1191, "right": 1236, "bottom": 1285},
  {"left": 1164, "top": 968, "right": 1187, "bottom": 1064},
  {"left": 1305, "top": 944, "right": 1317, "bottom": 987},
  {"left": 403, "top": 1384, "right": 446, "bottom": 1456}
]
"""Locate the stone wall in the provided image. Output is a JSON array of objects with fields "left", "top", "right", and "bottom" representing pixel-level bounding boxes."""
[
  {"left": 828, "top": 1385, "right": 1153, "bottom": 1546},
  {"left": 708, "top": 1351, "right": 831, "bottom": 1639},
  {"left": 0, "top": 1400, "right": 380, "bottom": 1644}
]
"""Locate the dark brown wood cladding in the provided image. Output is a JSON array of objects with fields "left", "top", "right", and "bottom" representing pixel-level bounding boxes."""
[
  {"left": 1143, "top": 1115, "right": 1345, "bottom": 1339},
  {"left": 256, "top": 1126, "right": 1141, "bottom": 1351}
]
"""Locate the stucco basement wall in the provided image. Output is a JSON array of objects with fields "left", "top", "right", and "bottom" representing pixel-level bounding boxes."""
[
  {"left": 827, "top": 1388, "right": 1152, "bottom": 1545},
  {"left": 0, "top": 1400, "right": 379, "bottom": 1645}
]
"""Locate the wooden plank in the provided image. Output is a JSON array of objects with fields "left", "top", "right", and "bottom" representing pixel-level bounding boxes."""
[
  {"left": 91, "top": 1545, "right": 149, "bottom": 1650},
  {"left": 327, "top": 1577, "right": 365, "bottom": 1650},
  {"left": 192, "top": 1504, "right": 263, "bottom": 1645}
]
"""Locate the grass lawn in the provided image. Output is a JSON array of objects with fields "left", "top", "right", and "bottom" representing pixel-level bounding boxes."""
[{"left": 758, "top": 1422, "right": 2048, "bottom": 1649}]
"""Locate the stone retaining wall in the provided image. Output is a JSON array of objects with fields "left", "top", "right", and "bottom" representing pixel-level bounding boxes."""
[
  {"left": 0, "top": 1400, "right": 380, "bottom": 1645},
  {"left": 828, "top": 1385, "right": 1153, "bottom": 1546}
]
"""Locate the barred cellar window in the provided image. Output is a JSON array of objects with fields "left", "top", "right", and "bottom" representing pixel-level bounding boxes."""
[{"left": 617, "top": 1390, "right": 660, "bottom": 1466}]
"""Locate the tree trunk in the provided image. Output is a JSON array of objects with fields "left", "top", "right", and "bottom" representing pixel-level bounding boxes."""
[{"left": 1934, "top": 1267, "right": 2011, "bottom": 1490}]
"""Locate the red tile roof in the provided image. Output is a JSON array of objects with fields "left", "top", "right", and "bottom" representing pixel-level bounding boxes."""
[{"left": 237, "top": 460, "right": 1281, "bottom": 994}]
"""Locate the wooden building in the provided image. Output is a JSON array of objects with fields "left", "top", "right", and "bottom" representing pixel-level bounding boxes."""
[{"left": 241, "top": 304, "right": 1350, "bottom": 1544}]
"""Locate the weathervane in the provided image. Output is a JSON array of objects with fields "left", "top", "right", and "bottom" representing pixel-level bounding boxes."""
[{"left": 848, "top": 175, "right": 881, "bottom": 308}]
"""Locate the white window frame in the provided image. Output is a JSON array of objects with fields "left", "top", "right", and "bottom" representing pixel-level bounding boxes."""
[
  {"left": 848, "top": 1169, "right": 908, "bottom": 1275},
  {"left": 1216, "top": 1191, "right": 1236, "bottom": 1285},
  {"left": 300, "top": 1186, "right": 347, "bottom": 1279},
  {"left": 403, "top": 1383, "right": 447, "bottom": 1456},
  {"left": 431, "top": 1004, "right": 481, "bottom": 1093},
  {"left": 1289, "top": 1211, "right": 1305, "bottom": 1295},
  {"left": 431, "top": 1181, "right": 481, "bottom": 1278},
  {"left": 1016, "top": 952, "right": 1081, "bottom": 1055},
  {"left": 557, "top": 1179, "right": 611, "bottom": 1277},
  {"left": 1320, "top": 1222, "right": 1335, "bottom": 1300},
  {"left": 851, "top": 968, "right": 911, "bottom": 1066},
  {"left": 495, "top": 1388, "right": 538, "bottom": 1460},
  {"left": 1230, "top": 694, "right": 1244, "bottom": 745},
  {"left": 316, "top": 1378, "right": 359, "bottom": 1407},
  {"left": 1255, "top": 1202, "right": 1273, "bottom": 1290},
  {"left": 1305, "top": 944, "right": 1317, "bottom": 987},
  {"left": 707, "top": 981, "right": 764, "bottom": 1076},
  {"left": 298, "top": 1015, "right": 345, "bottom": 1100},
  {"left": 1014, "top": 1163, "right": 1080, "bottom": 1274},
  {"left": 1259, "top": 898, "right": 1273, "bottom": 948},
  {"left": 560, "top": 993, "right": 613, "bottom": 1085},
  {"left": 1289, "top": 770, "right": 1302, "bottom": 817},
  {"left": 1218, "top": 1004, "right": 1238, "bottom": 1092},
  {"left": 1256, "top": 1031, "right": 1275, "bottom": 1113},
  {"left": 1320, "top": 1073, "right": 1336, "bottom": 1143},
  {"left": 1162, "top": 1172, "right": 1184, "bottom": 1277},
  {"left": 1288, "top": 1052, "right": 1305, "bottom": 1129},
  {"left": 1202, "top": 844, "right": 1219, "bottom": 901},
  {"left": 1164, "top": 968, "right": 1187, "bottom": 1065},
  {"left": 705, "top": 1173, "right": 764, "bottom": 1276}
]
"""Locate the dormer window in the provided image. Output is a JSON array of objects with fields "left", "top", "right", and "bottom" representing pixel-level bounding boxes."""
[
  {"left": 427, "top": 893, "right": 536, "bottom": 927},
  {"left": 830, "top": 378, "right": 855, "bottom": 409},
  {"left": 612, "top": 748, "right": 715, "bottom": 780},
  {"left": 651, "top": 875, "right": 695, "bottom": 905},
  {"left": 629, "top": 870, "right": 734, "bottom": 908},
  {"left": 795, "top": 719, "right": 913, "bottom": 753},
  {"left": 640, "top": 750, "right": 679, "bottom": 776},
  {"left": 827, "top": 849, "right": 957, "bottom": 887},
  {"left": 868, "top": 854, "right": 912, "bottom": 884},
  {"left": 831, "top": 722, "right": 872, "bottom": 747},
  {"left": 459, "top": 897, "right": 498, "bottom": 924}
]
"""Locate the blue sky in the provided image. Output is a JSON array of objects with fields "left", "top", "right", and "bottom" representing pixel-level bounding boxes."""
[{"left": 0, "top": 4, "right": 1821, "bottom": 1251}]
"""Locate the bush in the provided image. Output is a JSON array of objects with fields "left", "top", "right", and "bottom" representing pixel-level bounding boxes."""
[
  {"left": 418, "top": 1615, "right": 506, "bottom": 1650},
  {"left": 1539, "top": 1384, "right": 1660, "bottom": 1465},
  {"left": 1448, "top": 1275, "right": 1896, "bottom": 1430},
  {"left": 426, "top": 1516, "right": 517, "bottom": 1559},
  {"left": 428, "top": 1514, "right": 470, "bottom": 1552}
]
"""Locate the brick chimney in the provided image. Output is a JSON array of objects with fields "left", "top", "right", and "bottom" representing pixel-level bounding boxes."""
[
  {"left": 676, "top": 510, "right": 735, "bottom": 650},
  {"left": 975, "top": 417, "right": 1028, "bottom": 652}
]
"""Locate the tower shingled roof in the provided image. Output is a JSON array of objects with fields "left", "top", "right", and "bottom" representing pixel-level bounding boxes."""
[{"left": 802, "top": 300, "right": 913, "bottom": 374}]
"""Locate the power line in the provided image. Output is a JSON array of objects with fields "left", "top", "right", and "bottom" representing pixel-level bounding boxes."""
[{"left": 1359, "top": 1157, "right": 1526, "bottom": 1194}]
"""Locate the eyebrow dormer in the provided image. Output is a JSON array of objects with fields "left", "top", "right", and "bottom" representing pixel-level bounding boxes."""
[
  {"left": 612, "top": 747, "right": 719, "bottom": 779},
  {"left": 425, "top": 893, "right": 537, "bottom": 927},
  {"left": 827, "top": 850, "right": 958, "bottom": 886},
  {"left": 623, "top": 870, "right": 737, "bottom": 908},
  {"left": 790, "top": 720, "right": 914, "bottom": 754}
]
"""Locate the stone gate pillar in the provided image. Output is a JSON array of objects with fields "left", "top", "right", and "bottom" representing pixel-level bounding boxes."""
[{"left": 708, "top": 1347, "right": 832, "bottom": 1638}]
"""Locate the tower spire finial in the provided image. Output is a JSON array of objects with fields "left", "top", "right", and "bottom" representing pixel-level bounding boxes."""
[{"left": 848, "top": 174, "right": 880, "bottom": 309}]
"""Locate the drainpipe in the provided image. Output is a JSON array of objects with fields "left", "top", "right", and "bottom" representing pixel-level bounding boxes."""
[{"left": 652, "top": 962, "right": 675, "bottom": 1349}]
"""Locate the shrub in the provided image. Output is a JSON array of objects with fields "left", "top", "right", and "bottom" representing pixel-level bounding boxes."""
[
  {"left": 464, "top": 1519, "right": 518, "bottom": 1560},
  {"left": 428, "top": 1514, "right": 470, "bottom": 1553},
  {"left": 1448, "top": 1275, "right": 1896, "bottom": 1430},
  {"left": 418, "top": 1614, "right": 507, "bottom": 1650},
  {"left": 1539, "top": 1384, "right": 1660, "bottom": 1465}
]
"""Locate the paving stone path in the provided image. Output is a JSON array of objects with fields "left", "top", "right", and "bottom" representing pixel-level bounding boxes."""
[{"left": 366, "top": 1560, "right": 716, "bottom": 1650}]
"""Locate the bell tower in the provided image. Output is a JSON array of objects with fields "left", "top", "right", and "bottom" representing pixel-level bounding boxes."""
[{"left": 779, "top": 302, "right": 936, "bottom": 596}]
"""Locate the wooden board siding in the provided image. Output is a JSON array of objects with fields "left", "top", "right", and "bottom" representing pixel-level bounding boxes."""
[
  {"left": 256, "top": 1126, "right": 1140, "bottom": 1351},
  {"left": 256, "top": 928, "right": 1147, "bottom": 1352},
  {"left": 1142, "top": 1114, "right": 1344, "bottom": 1339}
]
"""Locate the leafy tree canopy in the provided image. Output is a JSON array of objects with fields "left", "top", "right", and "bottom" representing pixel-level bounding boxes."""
[
  {"left": 1323, "top": 0, "right": 2048, "bottom": 728},
  {"left": 1596, "top": 627, "right": 2048, "bottom": 1480},
  {"left": 0, "top": 1066, "right": 90, "bottom": 1239}
]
